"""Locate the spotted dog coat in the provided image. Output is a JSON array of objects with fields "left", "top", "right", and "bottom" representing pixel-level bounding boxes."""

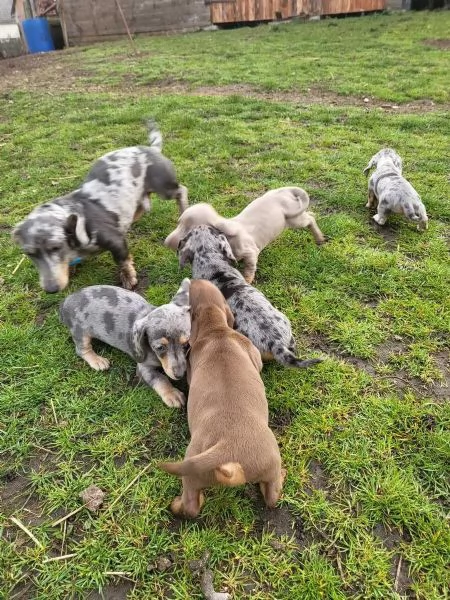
[
  {"left": 178, "top": 225, "right": 321, "bottom": 369},
  {"left": 13, "top": 120, "right": 188, "bottom": 293},
  {"left": 363, "top": 148, "right": 428, "bottom": 231},
  {"left": 59, "top": 279, "right": 191, "bottom": 408}
]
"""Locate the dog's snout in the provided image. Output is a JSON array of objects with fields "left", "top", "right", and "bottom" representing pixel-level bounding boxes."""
[
  {"left": 172, "top": 363, "right": 186, "bottom": 380},
  {"left": 44, "top": 282, "right": 61, "bottom": 293}
]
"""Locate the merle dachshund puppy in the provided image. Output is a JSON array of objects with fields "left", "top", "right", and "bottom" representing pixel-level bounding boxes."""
[
  {"left": 178, "top": 225, "right": 321, "bottom": 370},
  {"left": 60, "top": 279, "right": 191, "bottom": 408},
  {"left": 13, "top": 120, "right": 188, "bottom": 293},
  {"left": 363, "top": 148, "right": 428, "bottom": 231}
]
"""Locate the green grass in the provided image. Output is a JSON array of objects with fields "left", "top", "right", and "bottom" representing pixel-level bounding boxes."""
[{"left": 1, "top": 11, "right": 449, "bottom": 600}]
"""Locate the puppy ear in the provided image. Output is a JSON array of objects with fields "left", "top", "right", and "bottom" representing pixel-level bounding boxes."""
[
  {"left": 216, "top": 219, "right": 240, "bottom": 238},
  {"left": 218, "top": 233, "right": 236, "bottom": 263},
  {"left": 130, "top": 316, "right": 149, "bottom": 362},
  {"left": 224, "top": 303, "right": 234, "bottom": 328},
  {"left": 65, "top": 214, "right": 90, "bottom": 247},
  {"left": 172, "top": 278, "right": 190, "bottom": 306},
  {"left": 178, "top": 239, "right": 194, "bottom": 268}
]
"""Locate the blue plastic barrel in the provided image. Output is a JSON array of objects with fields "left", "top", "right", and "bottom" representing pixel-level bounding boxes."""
[{"left": 22, "top": 18, "right": 55, "bottom": 54}]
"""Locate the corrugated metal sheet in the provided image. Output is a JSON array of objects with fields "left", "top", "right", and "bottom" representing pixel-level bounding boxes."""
[{"left": 0, "top": 0, "right": 14, "bottom": 24}]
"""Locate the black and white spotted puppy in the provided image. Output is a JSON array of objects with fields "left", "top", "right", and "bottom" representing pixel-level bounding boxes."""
[
  {"left": 178, "top": 225, "right": 321, "bottom": 370},
  {"left": 13, "top": 120, "right": 188, "bottom": 293},
  {"left": 59, "top": 279, "right": 191, "bottom": 408},
  {"left": 363, "top": 148, "right": 428, "bottom": 231}
]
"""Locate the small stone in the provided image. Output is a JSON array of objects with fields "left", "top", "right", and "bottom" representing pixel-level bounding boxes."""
[
  {"left": 156, "top": 556, "right": 172, "bottom": 572},
  {"left": 79, "top": 484, "right": 105, "bottom": 512},
  {"left": 363, "top": 97, "right": 370, "bottom": 103},
  {"left": 394, "top": 335, "right": 403, "bottom": 341},
  {"left": 269, "top": 539, "right": 285, "bottom": 550}
]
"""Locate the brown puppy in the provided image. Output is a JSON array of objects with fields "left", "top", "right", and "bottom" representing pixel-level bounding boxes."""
[{"left": 160, "top": 279, "right": 285, "bottom": 518}]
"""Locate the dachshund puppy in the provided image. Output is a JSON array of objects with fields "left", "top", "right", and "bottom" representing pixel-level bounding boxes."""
[{"left": 160, "top": 279, "right": 285, "bottom": 517}]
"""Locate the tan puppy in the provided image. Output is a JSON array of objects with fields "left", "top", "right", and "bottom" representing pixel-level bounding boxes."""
[
  {"left": 159, "top": 280, "right": 285, "bottom": 518},
  {"left": 164, "top": 187, "right": 325, "bottom": 283}
]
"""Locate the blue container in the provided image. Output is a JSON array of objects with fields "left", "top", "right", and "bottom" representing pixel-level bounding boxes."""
[{"left": 22, "top": 18, "right": 55, "bottom": 54}]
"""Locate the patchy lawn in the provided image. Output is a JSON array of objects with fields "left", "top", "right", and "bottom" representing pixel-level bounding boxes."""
[{"left": 0, "top": 10, "right": 449, "bottom": 600}]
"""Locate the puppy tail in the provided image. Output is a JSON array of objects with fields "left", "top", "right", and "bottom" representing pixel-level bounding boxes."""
[
  {"left": 363, "top": 157, "right": 376, "bottom": 176},
  {"left": 147, "top": 119, "right": 163, "bottom": 152},
  {"left": 272, "top": 345, "right": 322, "bottom": 369},
  {"left": 171, "top": 277, "right": 190, "bottom": 307},
  {"left": 159, "top": 443, "right": 224, "bottom": 477},
  {"left": 214, "top": 462, "right": 246, "bottom": 486}
]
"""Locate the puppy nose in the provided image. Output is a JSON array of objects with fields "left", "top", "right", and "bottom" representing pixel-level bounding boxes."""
[
  {"left": 173, "top": 367, "right": 185, "bottom": 380},
  {"left": 44, "top": 282, "right": 60, "bottom": 293}
]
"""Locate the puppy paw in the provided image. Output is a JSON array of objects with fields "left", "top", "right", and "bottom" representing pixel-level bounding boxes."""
[
  {"left": 120, "top": 257, "right": 138, "bottom": 290},
  {"left": 315, "top": 235, "right": 327, "bottom": 245},
  {"left": 84, "top": 352, "right": 110, "bottom": 371},
  {"left": 170, "top": 496, "right": 184, "bottom": 515},
  {"left": 161, "top": 388, "right": 186, "bottom": 409},
  {"left": 120, "top": 272, "right": 138, "bottom": 290},
  {"left": 372, "top": 214, "right": 386, "bottom": 225},
  {"left": 244, "top": 274, "right": 255, "bottom": 284}
]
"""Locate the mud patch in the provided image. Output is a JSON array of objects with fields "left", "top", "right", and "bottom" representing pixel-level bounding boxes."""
[
  {"left": 246, "top": 484, "right": 311, "bottom": 550},
  {"left": 87, "top": 581, "right": 135, "bottom": 599},
  {"left": 307, "top": 459, "right": 329, "bottom": 493},
  {"left": 376, "top": 342, "right": 449, "bottom": 401},
  {"left": 376, "top": 339, "right": 407, "bottom": 363},
  {"left": 260, "top": 504, "right": 311, "bottom": 550},
  {"left": 0, "top": 449, "right": 58, "bottom": 529},
  {"left": 372, "top": 523, "right": 411, "bottom": 550},
  {"left": 372, "top": 221, "right": 401, "bottom": 250},
  {"left": 373, "top": 521, "right": 414, "bottom": 594},
  {"left": 0, "top": 51, "right": 447, "bottom": 114},
  {"left": 392, "top": 555, "right": 413, "bottom": 596},
  {"left": 269, "top": 407, "right": 295, "bottom": 433},
  {"left": 307, "top": 332, "right": 377, "bottom": 376},
  {"left": 35, "top": 296, "right": 60, "bottom": 327},
  {"left": 134, "top": 269, "right": 150, "bottom": 297},
  {"left": 423, "top": 38, "right": 450, "bottom": 49}
]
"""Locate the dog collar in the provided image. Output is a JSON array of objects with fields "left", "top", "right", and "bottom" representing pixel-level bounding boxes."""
[{"left": 69, "top": 257, "right": 83, "bottom": 266}]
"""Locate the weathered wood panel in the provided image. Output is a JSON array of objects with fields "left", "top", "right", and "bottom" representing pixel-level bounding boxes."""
[
  {"left": 321, "top": 0, "right": 385, "bottom": 12},
  {"left": 62, "top": 0, "right": 211, "bottom": 45},
  {"left": 210, "top": 0, "right": 385, "bottom": 22}
]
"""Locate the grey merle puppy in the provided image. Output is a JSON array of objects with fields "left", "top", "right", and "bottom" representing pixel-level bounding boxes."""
[
  {"left": 363, "top": 148, "right": 428, "bottom": 231},
  {"left": 60, "top": 279, "right": 191, "bottom": 408},
  {"left": 13, "top": 120, "right": 188, "bottom": 293},
  {"left": 178, "top": 225, "right": 321, "bottom": 370}
]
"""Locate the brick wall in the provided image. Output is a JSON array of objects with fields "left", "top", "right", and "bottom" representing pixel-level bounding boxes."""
[{"left": 62, "top": 0, "right": 211, "bottom": 45}]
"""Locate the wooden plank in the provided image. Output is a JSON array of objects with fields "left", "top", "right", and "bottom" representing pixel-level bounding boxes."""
[
  {"left": 64, "top": 0, "right": 211, "bottom": 41},
  {"left": 322, "top": 0, "right": 386, "bottom": 13}
]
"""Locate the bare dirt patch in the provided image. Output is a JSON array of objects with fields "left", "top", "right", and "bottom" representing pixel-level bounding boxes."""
[
  {"left": 423, "top": 38, "right": 450, "bottom": 49},
  {"left": 307, "top": 459, "right": 329, "bottom": 493},
  {"left": 258, "top": 503, "right": 312, "bottom": 550},
  {"left": 372, "top": 524, "right": 413, "bottom": 596},
  {"left": 87, "top": 581, "right": 135, "bottom": 599},
  {"left": 308, "top": 332, "right": 449, "bottom": 400},
  {"left": 269, "top": 407, "right": 295, "bottom": 434},
  {"left": 1, "top": 51, "right": 448, "bottom": 114},
  {"left": 308, "top": 332, "right": 377, "bottom": 377},
  {"left": 133, "top": 268, "right": 150, "bottom": 298}
]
